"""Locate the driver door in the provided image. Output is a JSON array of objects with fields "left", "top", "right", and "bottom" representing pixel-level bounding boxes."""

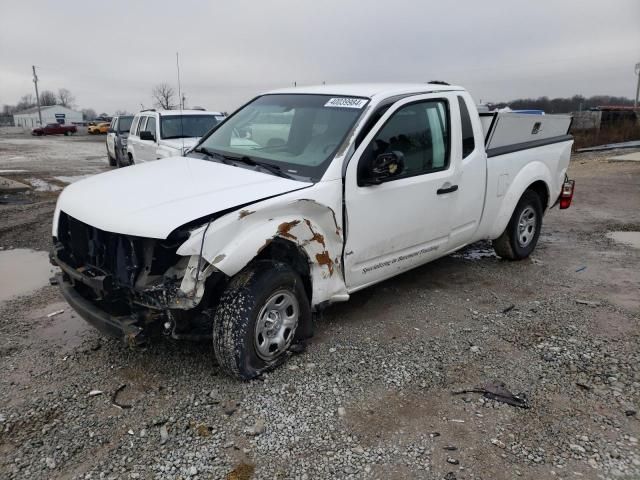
[{"left": 343, "top": 94, "right": 458, "bottom": 291}]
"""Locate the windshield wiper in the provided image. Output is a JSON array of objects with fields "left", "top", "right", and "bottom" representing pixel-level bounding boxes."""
[
  {"left": 192, "top": 147, "right": 230, "bottom": 164},
  {"left": 228, "top": 155, "right": 294, "bottom": 180}
]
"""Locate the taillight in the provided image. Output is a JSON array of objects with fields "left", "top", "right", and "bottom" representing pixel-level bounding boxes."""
[{"left": 559, "top": 179, "right": 575, "bottom": 209}]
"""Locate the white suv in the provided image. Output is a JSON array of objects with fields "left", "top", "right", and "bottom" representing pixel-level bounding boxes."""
[{"left": 126, "top": 109, "right": 225, "bottom": 164}]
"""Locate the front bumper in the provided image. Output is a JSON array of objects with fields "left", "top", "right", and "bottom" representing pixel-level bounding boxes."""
[{"left": 57, "top": 273, "right": 143, "bottom": 343}]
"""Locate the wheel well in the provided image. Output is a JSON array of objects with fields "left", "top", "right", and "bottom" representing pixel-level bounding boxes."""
[
  {"left": 254, "top": 237, "right": 312, "bottom": 302},
  {"left": 527, "top": 180, "right": 549, "bottom": 211}
]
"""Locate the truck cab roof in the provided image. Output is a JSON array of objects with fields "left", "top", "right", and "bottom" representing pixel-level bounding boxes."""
[{"left": 266, "top": 83, "right": 465, "bottom": 100}]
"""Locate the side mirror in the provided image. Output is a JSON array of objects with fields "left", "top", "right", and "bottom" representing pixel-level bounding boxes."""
[
  {"left": 363, "top": 151, "right": 405, "bottom": 185},
  {"left": 139, "top": 130, "right": 155, "bottom": 141}
]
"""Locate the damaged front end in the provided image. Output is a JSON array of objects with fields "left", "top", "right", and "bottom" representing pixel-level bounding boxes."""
[{"left": 51, "top": 211, "right": 226, "bottom": 344}]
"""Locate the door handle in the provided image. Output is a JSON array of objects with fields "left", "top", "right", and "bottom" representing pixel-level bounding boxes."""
[{"left": 437, "top": 184, "right": 459, "bottom": 195}]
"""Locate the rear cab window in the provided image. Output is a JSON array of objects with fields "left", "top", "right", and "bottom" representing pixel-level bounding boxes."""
[{"left": 458, "top": 96, "right": 475, "bottom": 158}]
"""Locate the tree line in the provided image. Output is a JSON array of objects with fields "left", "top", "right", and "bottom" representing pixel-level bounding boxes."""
[
  {"left": 490, "top": 95, "right": 636, "bottom": 113},
  {"left": 3, "top": 88, "right": 76, "bottom": 115}
]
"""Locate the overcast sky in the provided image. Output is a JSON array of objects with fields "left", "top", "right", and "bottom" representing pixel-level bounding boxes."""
[{"left": 1, "top": 0, "right": 639, "bottom": 114}]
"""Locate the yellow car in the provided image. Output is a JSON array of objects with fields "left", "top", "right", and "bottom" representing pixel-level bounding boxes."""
[{"left": 88, "top": 122, "right": 110, "bottom": 134}]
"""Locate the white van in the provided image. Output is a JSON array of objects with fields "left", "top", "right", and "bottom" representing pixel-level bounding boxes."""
[{"left": 126, "top": 109, "right": 225, "bottom": 164}]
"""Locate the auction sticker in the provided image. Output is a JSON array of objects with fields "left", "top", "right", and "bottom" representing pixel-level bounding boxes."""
[{"left": 324, "top": 97, "right": 368, "bottom": 109}]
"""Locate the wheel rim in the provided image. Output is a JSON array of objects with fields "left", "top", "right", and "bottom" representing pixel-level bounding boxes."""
[
  {"left": 517, "top": 206, "right": 537, "bottom": 247},
  {"left": 254, "top": 289, "right": 299, "bottom": 361}
]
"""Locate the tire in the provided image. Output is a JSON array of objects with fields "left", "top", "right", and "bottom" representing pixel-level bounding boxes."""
[
  {"left": 213, "top": 260, "right": 311, "bottom": 380},
  {"left": 107, "top": 152, "right": 116, "bottom": 167},
  {"left": 127, "top": 153, "right": 135, "bottom": 166},
  {"left": 493, "top": 189, "right": 543, "bottom": 260},
  {"left": 65, "top": 131, "right": 70, "bottom": 136}
]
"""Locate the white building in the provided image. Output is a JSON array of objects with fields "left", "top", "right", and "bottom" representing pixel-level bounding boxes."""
[{"left": 13, "top": 105, "right": 83, "bottom": 128}]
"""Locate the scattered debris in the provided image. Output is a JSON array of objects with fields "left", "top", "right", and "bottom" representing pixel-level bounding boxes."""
[
  {"left": 625, "top": 409, "right": 637, "bottom": 417},
  {"left": 491, "top": 438, "right": 506, "bottom": 449},
  {"left": 575, "top": 299, "right": 600, "bottom": 307},
  {"left": 48, "top": 276, "right": 59, "bottom": 286},
  {"left": 444, "top": 473, "right": 457, "bottom": 480},
  {"left": 289, "top": 342, "right": 307, "bottom": 354},
  {"left": 449, "top": 419, "right": 465, "bottom": 423},
  {"left": 469, "top": 345, "right": 481, "bottom": 354},
  {"left": 87, "top": 390, "right": 103, "bottom": 397},
  {"left": 111, "top": 384, "right": 132, "bottom": 409},
  {"left": 452, "top": 381, "right": 530, "bottom": 409},
  {"left": 195, "top": 423, "right": 211, "bottom": 437},
  {"left": 502, "top": 304, "right": 515, "bottom": 314},
  {"left": 337, "top": 407, "right": 346, "bottom": 417},
  {"left": 46, "top": 309, "right": 64, "bottom": 318},
  {"left": 430, "top": 432, "right": 441, "bottom": 438},
  {"left": 575, "top": 266, "right": 587, "bottom": 272},
  {"left": 226, "top": 462, "right": 255, "bottom": 480},
  {"left": 45, "top": 457, "right": 56, "bottom": 469},
  {"left": 223, "top": 400, "right": 240, "bottom": 416},
  {"left": 159, "top": 424, "right": 169, "bottom": 445},
  {"left": 446, "top": 457, "right": 459, "bottom": 465},
  {"left": 127, "top": 429, "right": 134, "bottom": 435},
  {"left": 443, "top": 445, "right": 457, "bottom": 451},
  {"left": 576, "top": 382, "right": 592, "bottom": 391},
  {"left": 246, "top": 418, "right": 265, "bottom": 436}
]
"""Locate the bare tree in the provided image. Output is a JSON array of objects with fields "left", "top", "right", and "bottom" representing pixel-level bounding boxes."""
[
  {"left": 81, "top": 108, "right": 97, "bottom": 121},
  {"left": 115, "top": 109, "right": 130, "bottom": 116},
  {"left": 152, "top": 83, "right": 175, "bottom": 110},
  {"left": 39, "top": 90, "right": 57, "bottom": 106},
  {"left": 15, "top": 94, "right": 36, "bottom": 112},
  {"left": 57, "top": 88, "right": 75, "bottom": 108}
]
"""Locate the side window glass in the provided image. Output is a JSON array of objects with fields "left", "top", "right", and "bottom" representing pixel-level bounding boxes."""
[
  {"left": 130, "top": 116, "right": 139, "bottom": 135},
  {"left": 146, "top": 117, "right": 157, "bottom": 137},
  {"left": 458, "top": 96, "right": 475, "bottom": 158},
  {"left": 364, "top": 99, "right": 449, "bottom": 180}
]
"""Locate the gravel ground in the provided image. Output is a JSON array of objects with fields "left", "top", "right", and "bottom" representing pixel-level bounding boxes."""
[{"left": 0, "top": 133, "right": 639, "bottom": 480}]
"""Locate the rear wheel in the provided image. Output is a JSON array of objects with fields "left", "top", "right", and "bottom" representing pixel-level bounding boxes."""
[
  {"left": 493, "top": 189, "right": 543, "bottom": 260},
  {"left": 212, "top": 260, "right": 310, "bottom": 380}
]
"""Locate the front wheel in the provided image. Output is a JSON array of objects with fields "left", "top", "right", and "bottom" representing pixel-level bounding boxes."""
[
  {"left": 493, "top": 189, "right": 543, "bottom": 260},
  {"left": 213, "top": 261, "right": 310, "bottom": 380}
]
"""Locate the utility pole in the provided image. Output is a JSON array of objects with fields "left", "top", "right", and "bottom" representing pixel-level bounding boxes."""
[
  {"left": 32, "top": 65, "right": 42, "bottom": 126},
  {"left": 635, "top": 62, "right": 640, "bottom": 109}
]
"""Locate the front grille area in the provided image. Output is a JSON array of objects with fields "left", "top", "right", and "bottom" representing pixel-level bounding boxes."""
[
  {"left": 57, "top": 212, "right": 143, "bottom": 287},
  {"left": 56, "top": 211, "right": 183, "bottom": 290}
]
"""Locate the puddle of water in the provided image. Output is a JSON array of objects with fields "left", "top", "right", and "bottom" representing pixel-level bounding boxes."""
[
  {"left": 54, "top": 174, "right": 92, "bottom": 184},
  {"left": 26, "top": 177, "right": 62, "bottom": 192},
  {"left": 0, "top": 249, "right": 56, "bottom": 303},
  {"left": 30, "top": 301, "right": 92, "bottom": 350},
  {"left": 0, "top": 193, "right": 33, "bottom": 205},
  {"left": 607, "top": 231, "right": 640, "bottom": 250}
]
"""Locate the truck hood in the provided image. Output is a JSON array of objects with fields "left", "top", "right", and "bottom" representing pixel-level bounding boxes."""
[
  {"left": 54, "top": 156, "right": 311, "bottom": 239},
  {"left": 159, "top": 138, "right": 199, "bottom": 152}
]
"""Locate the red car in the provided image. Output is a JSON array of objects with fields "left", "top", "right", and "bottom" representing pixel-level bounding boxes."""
[{"left": 32, "top": 123, "right": 77, "bottom": 136}]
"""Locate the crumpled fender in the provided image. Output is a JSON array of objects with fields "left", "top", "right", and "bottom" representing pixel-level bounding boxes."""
[
  {"left": 489, "top": 160, "right": 553, "bottom": 239},
  {"left": 177, "top": 198, "right": 347, "bottom": 307}
]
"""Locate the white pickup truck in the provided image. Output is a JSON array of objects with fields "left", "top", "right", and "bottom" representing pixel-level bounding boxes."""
[{"left": 51, "top": 83, "right": 575, "bottom": 379}]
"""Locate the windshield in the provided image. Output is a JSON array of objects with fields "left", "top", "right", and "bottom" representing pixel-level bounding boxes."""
[
  {"left": 160, "top": 115, "right": 220, "bottom": 140},
  {"left": 194, "top": 94, "right": 368, "bottom": 181},
  {"left": 118, "top": 116, "right": 133, "bottom": 133}
]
